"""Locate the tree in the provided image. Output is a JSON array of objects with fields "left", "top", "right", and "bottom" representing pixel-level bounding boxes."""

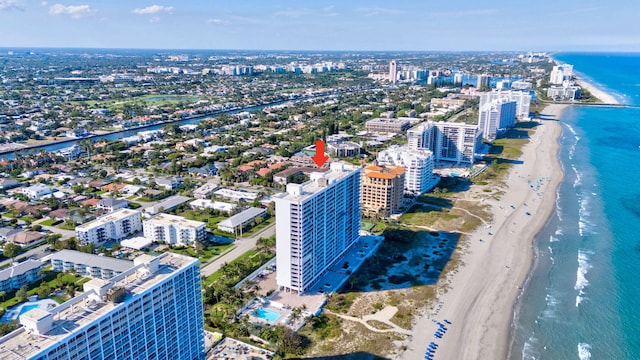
[
  {"left": 0, "top": 291, "right": 6, "bottom": 301},
  {"left": 3, "top": 242, "right": 21, "bottom": 260},
  {"left": 16, "top": 286, "right": 28, "bottom": 301}
]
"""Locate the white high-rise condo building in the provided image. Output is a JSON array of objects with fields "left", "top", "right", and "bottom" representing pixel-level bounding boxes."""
[
  {"left": 478, "top": 98, "right": 517, "bottom": 139},
  {"left": 477, "top": 74, "right": 490, "bottom": 88},
  {"left": 143, "top": 213, "right": 206, "bottom": 247},
  {"left": 275, "top": 162, "right": 361, "bottom": 294},
  {"left": 479, "top": 90, "right": 531, "bottom": 119},
  {"left": 76, "top": 209, "right": 142, "bottom": 244},
  {"left": 377, "top": 145, "right": 435, "bottom": 194},
  {"left": 407, "top": 121, "right": 481, "bottom": 165},
  {"left": 1, "top": 253, "right": 204, "bottom": 360},
  {"left": 389, "top": 60, "right": 397, "bottom": 84}
]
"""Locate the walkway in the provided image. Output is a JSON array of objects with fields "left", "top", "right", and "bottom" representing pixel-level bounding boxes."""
[{"left": 326, "top": 306, "right": 412, "bottom": 335}]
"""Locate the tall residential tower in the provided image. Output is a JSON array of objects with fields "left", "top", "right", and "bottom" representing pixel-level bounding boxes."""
[
  {"left": 275, "top": 162, "right": 361, "bottom": 294},
  {"left": 1, "top": 253, "right": 204, "bottom": 360}
]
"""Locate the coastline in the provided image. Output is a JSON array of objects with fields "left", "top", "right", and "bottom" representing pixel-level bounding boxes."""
[
  {"left": 400, "top": 104, "right": 567, "bottom": 360},
  {"left": 574, "top": 77, "right": 620, "bottom": 104}
]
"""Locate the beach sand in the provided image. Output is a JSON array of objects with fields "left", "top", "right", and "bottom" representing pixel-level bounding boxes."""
[
  {"left": 575, "top": 78, "right": 620, "bottom": 104},
  {"left": 400, "top": 104, "right": 567, "bottom": 360}
]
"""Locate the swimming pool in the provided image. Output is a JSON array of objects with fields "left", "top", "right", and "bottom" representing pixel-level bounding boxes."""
[
  {"left": 252, "top": 307, "right": 281, "bottom": 323},
  {"left": 18, "top": 304, "right": 38, "bottom": 316}
]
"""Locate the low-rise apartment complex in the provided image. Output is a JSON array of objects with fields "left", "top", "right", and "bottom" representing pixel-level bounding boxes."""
[
  {"left": 75, "top": 209, "right": 142, "bottom": 244},
  {"left": 143, "top": 213, "right": 206, "bottom": 246}
]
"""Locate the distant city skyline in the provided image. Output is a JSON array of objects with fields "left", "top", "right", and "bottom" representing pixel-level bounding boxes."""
[{"left": 0, "top": 0, "right": 638, "bottom": 51}]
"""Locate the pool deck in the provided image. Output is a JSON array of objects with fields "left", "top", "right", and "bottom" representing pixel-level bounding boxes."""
[{"left": 1, "top": 299, "right": 59, "bottom": 322}]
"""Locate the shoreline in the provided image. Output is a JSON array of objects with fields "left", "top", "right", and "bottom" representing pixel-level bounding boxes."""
[
  {"left": 574, "top": 77, "right": 620, "bottom": 105},
  {"left": 399, "top": 103, "right": 568, "bottom": 360}
]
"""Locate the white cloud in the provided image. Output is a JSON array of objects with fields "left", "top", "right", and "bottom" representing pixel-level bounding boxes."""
[
  {"left": 432, "top": 8, "right": 498, "bottom": 17},
  {"left": 355, "top": 6, "right": 404, "bottom": 16},
  {"left": 49, "top": 3, "right": 95, "bottom": 18},
  {"left": 207, "top": 18, "right": 230, "bottom": 25},
  {"left": 207, "top": 15, "right": 262, "bottom": 26},
  {"left": 0, "top": 0, "right": 24, "bottom": 11},
  {"left": 274, "top": 8, "right": 311, "bottom": 18},
  {"left": 132, "top": 5, "right": 173, "bottom": 15}
]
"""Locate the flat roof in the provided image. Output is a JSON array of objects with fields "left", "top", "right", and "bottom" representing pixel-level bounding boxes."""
[
  {"left": 75, "top": 209, "right": 140, "bottom": 231},
  {"left": 48, "top": 250, "right": 134, "bottom": 273},
  {"left": 145, "top": 213, "right": 205, "bottom": 229},
  {"left": 276, "top": 162, "right": 360, "bottom": 202},
  {"left": 0, "top": 253, "right": 197, "bottom": 360}
]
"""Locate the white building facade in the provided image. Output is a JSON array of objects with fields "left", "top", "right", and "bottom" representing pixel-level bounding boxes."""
[
  {"left": 478, "top": 98, "right": 517, "bottom": 139},
  {"left": 377, "top": 145, "right": 436, "bottom": 194},
  {"left": 22, "top": 184, "right": 52, "bottom": 200},
  {"left": 275, "top": 162, "right": 361, "bottom": 294},
  {"left": 143, "top": 213, "right": 206, "bottom": 246},
  {"left": 2, "top": 253, "right": 204, "bottom": 360},
  {"left": 75, "top": 209, "right": 142, "bottom": 244},
  {"left": 407, "top": 121, "right": 481, "bottom": 165},
  {"left": 479, "top": 90, "right": 531, "bottom": 119}
]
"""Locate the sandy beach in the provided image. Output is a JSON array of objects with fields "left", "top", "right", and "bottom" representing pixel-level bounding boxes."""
[
  {"left": 400, "top": 104, "right": 567, "bottom": 360},
  {"left": 575, "top": 77, "right": 620, "bottom": 104}
]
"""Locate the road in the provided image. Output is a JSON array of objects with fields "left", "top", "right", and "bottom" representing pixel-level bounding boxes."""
[{"left": 200, "top": 223, "right": 276, "bottom": 277}]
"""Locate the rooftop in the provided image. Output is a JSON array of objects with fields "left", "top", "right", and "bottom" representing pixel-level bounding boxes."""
[
  {"left": 0, "top": 253, "right": 197, "bottom": 360},
  {"left": 145, "top": 213, "right": 205, "bottom": 228},
  {"left": 46, "top": 250, "right": 134, "bottom": 273},
  {"left": 0, "top": 259, "right": 43, "bottom": 282},
  {"left": 277, "top": 162, "right": 360, "bottom": 202},
  {"left": 75, "top": 209, "right": 140, "bottom": 231},
  {"left": 218, "top": 207, "right": 266, "bottom": 228}
]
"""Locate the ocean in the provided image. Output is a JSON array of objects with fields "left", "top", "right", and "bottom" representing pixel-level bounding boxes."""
[{"left": 510, "top": 53, "right": 640, "bottom": 360}]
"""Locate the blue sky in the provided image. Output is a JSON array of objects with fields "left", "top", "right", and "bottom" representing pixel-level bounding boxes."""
[{"left": 0, "top": 0, "right": 638, "bottom": 51}]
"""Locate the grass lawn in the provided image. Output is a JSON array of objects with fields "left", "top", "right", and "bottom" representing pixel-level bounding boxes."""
[
  {"left": 238, "top": 216, "right": 275, "bottom": 237},
  {"left": 40, "top": 218, "right": 62, "bottom": 226},
  {"left": 203, "top": 249, "right": 273, "bottom": 287},
  {"left": 164, "top": 243, "right": 234, "bottom": 263},
  {"left": 58, "top": 222, "right": 76, "bottom": 230},
  {"left": 400, "top": 204, "right": 459, "bottom": 227}
]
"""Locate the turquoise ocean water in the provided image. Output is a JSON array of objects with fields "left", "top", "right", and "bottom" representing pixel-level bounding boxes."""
[{"left": 510, "top": 53, "right": 640, "bottom": 360}]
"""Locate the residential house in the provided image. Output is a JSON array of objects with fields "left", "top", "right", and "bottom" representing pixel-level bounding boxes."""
[{"left": 97, "top": 198, "right": 129, "bottom": 213}]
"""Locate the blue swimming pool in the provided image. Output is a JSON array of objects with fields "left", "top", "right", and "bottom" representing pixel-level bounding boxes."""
[
  {"left": 252, "top": 307, "right": 281, "bottom": 322},
  {"left": 18, "top": 304, "right": 38, "bottom": 316}
]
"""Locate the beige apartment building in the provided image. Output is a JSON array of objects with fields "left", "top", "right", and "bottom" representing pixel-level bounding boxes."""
[{"left": 361, "top": 165, "right": 405, "bottom": 217}]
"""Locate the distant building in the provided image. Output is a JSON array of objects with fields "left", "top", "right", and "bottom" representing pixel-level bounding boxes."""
[
  {"left": 0, "top": 259, "right": 44, "bottom": 293},
  {"left": 275, "top": 162, "right": 361, "bottom": 294},
  {"left": 97, "top": 198, "right": 129, "bottom": 213},
  {"left": 479, "top": 90, "right": 532, "bottom": 119},
  {"left": 361, "top": 165, "right": 405, "bottom": 217},
  {"left": 407, "top": 121, "right": 481, "bottom": 165},
  {"left": 143, "top": 213, "right": 206, "bottom": 246},
  {"left": 327, "top": 140, "right": 361, "bottom": 157},
  {"left": 145, "top": 195, "right": 191, "bottom": 215},
  {"left": 547, "top": 85, "right": 582, "bottom": 100},
  {"left": 22, "top": 183, "right": 52, "bottom": 200},
  {"left": 365, "top": 118, "right": 411, "bottom": 134},
  {"left": 478, "top": 98, "right": 517, "bottom": 139},
  {"left": 193, "top": 183, "right": 218, "bottom": 199},
  {"left": 75, "top": 209, "right": 142, "bottom": 244},
  {"left": 2, "top": 253, "right": 205, "bottom": 360},
  {"left": 189, "top": 199, "right": 237, "bottom": 213},
  {"left": 48, "top": 249, "right": 133, "bottom": 279},
  {"left": 477, "top": 74, "right": 490, "bottom": 88},
  {"left": 217, "top": 207, "right": 267, "bottom": 234},
  {"left": 389, "top": 60, "right": 397, "bottom": 84},
  {"left": 155, "top": 176, "right": 183, "bottom": 191},
  {"left": 377, "top": 145, "right": 436, "bottom": 194}
]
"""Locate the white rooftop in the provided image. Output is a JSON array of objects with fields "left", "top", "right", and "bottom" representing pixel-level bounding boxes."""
[
  {"left": 0, "top": 253, "right": 197, "bottom": 360},
  {"left": 278, "top": 162, "right": 360, "bottom": 202}
]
